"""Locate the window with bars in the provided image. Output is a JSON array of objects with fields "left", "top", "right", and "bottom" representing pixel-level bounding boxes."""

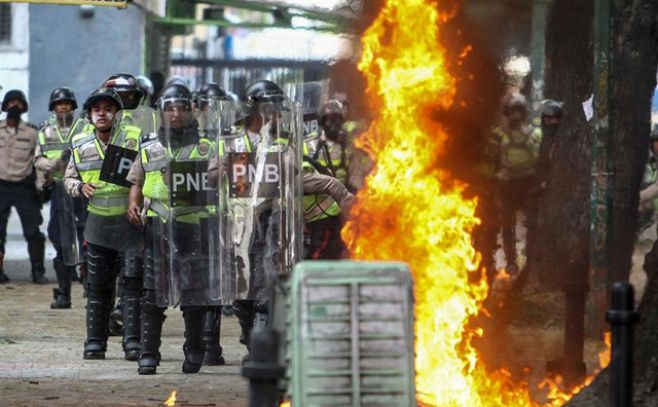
[{"left": 0, "top": 4, "right": 11, "bottom": 44}]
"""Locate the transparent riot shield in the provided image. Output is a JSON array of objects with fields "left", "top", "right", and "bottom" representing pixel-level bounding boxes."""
[
  {"left": 217, "top": 100, "right": 303, "bottom": 302},
  {"left": 154, "top": 105, "right": 221, "bottom": 307},
  {"left": 287, "top": 80, "right": 330, "bottom": 137},
  {"left": 58, "top": 183, "right": 85, "bottom": 266},
  {"left": 196, "top": 99, "right": 235, "bottom": 141}
]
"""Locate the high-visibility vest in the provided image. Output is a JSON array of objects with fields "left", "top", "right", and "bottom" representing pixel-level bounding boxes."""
[
  {"left": 497, "top": 125, "right": 542, "bottom": 178},
  {"left": 38, "top": 118, "right": 72, "bottom": 181},
  {"left": 142, "top": 136, "right": 214, "bottom": 224},
  {"left": 71, "top": 126, "right": 141, "bottom": 216},
  {"left": 301, "top": 159, "right": 341, "bottom": 223},
  {"left": 305, "top": 131, "right": 352, "bottom": 186}
]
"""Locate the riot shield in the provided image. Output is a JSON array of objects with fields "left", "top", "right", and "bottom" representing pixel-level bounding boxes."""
[
  {"left": 287, "top": 80, "right": 330, "bottom": 137},
  {"left": 196, "top": 99, "right": 235, "bottom": 141},
  {"left": 153, "top": 104, "right": 221, "bottom": 307},
  {"left": 99, "top": 108, "right": 157, "bottom": 187},
  {"left": 58, "top": 183, "right": 85, "bottom": 266},
  {"left": 217, "top": 100, "right": 303, "bottom": 302}
]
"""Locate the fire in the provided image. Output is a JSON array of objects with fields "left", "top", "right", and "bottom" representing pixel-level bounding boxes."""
[
  {"left": 598, "top": 331, "right": 612, "bottom": 368},
  {"left": 164, "top": 390, "right": 177, "bottom": 407},
  {"left": 539, "top": 331, "right": 612, "bottom": 405},
  {"left": 343, "top": 0, "right": 605, "bottom": 405}
]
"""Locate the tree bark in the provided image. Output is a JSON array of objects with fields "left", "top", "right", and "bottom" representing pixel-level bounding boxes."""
[
  {"left": 564, "top": 0, "right": 658, "bottom": 404},
  {"left": 529, "top": 0, "right": 593, "bottom": 292}
]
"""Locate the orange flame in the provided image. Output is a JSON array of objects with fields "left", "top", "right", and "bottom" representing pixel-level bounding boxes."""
[
  {"left": 344, "top": 0, "right": 605, "bottom": 405},
  {"left": 164, "top": 390, "right": 177, "bottom": 407}
]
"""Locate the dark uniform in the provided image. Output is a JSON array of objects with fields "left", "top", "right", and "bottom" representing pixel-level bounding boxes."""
[{"left": 0, "top": 90, "right": 47, "bottom": 284}]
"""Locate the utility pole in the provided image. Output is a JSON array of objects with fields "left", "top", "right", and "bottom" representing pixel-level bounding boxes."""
[{"left": 588, "top": 0, "right": 613, "bottom": 338}]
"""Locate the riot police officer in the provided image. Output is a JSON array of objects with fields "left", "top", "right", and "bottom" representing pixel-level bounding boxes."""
[
  {"left": 126, "top": 83, "right": 217, "bottom": 375},
  {"left": 35, "top": 87, "right": 86, "bottom": 307},
  {"left": 0, "top": 90, "right": 48, "bottom": 284},
  {"left": 102, "top": 73, "right": 156, "bottom": 344},
  {"left": 212, "top": 80, "right": 349, "bottom": 360},
  {"left": 64, "top": 87, "right": 143, "bottom": 360}
]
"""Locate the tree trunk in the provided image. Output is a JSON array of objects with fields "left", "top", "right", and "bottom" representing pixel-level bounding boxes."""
[
  {"left": 564, "top": 0, "right": 658, "bottom": 404},
  {"left": 529, "top": 0, "right": 593, "bottom": 292}
]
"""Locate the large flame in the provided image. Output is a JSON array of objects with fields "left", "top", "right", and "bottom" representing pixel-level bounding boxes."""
[{"left": 343, "top": 0, "right": 605, "bottom": 405}]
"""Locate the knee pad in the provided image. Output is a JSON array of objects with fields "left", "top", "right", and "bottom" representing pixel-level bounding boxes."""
[
  {"left": 86, "top": 249, "right": 115, "bottom": 286},
  {"left": 123, "top": 253, "right": 144, "bottom": 279}
]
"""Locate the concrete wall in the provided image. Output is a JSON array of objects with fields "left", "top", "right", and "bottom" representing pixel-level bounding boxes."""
[
  {"left": 29, "top": 4, "right": 145, "bottom": 124},
  {"left": 0, "top": 4, "right": 30, "bottom": 120}
]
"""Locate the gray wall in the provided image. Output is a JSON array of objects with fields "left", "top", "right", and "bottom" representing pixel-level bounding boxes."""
[{"left": 29, "top": 4, "right": 145, "bottom": 125}]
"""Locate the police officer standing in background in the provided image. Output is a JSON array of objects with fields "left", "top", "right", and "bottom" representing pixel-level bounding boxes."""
[
  {"left": 493, "top": 93, "right": 542, "bottom": 274},
  {"left": 35, "top": 87, "right": 84, "bottom": 307},
  {"left": 0, "top": 90, "right": 48, "bottom": 284}
]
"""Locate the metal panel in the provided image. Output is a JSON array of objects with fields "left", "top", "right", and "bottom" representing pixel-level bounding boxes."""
[{"left": 290, "top": 261, "right": 416, "bottom": 407}]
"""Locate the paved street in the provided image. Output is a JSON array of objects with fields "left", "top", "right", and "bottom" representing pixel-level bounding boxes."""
[{"left": 0, "top": 206, "right": 248, "bottom": 407}]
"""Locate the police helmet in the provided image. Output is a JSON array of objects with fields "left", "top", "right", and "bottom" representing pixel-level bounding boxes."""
[
  {"left": 104, "top": 73, "right": 142, "bottom": 108},
  {"left": 85, "top": 87, "right": 123, "bottom": 117},
  {"left": 2, "top": 89, "right": 29, "bottom": 113},
  {"left": 237, "top": 80, "right": 285, "bottom": 122},
  {"left": 164, "top": 75, "right": 189, "bottom": 89},
  {"left": 243, "top": 80, "right": 285, "bottom": 106},
  {"left": 197, "top": 82, "right": 228, "bottom": 106},
  {"left": 49, "top": 87, "right": 78, "bottom": 111},
  {"left": 136, "top": 75, "right": 154, "bottom": 100},
  {"left": 541, "top": 99, "right": 564, "bottom": 120},
  {"left": 158, "top": 83, "right": 193, "bottom": 112}
]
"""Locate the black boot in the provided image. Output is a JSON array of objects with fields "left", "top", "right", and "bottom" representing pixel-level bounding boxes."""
[
  {"left": 233, "top": 300, "right": 255, "bottom": 363},
  {"left": 83, "top": 296, "right": 109, "bottom": 359},
  {"left": 122, "top": 297, "right": 141, "bottom": 361},
  {"left": 138, "top": 301, "right": 165, "bottom": 375},
  {"left": 28, "top": 235, "right": 49, "bottom": 284},
  {"left": 51, "top": 259, "right": 72, "bottom": 309},
  {"left": 202, "top": 308, "right": 225, "bottom": 366},
  {"left": 182, "top": 307, "right": 205, "bottom": 374},
  {"left": 0, "top": 267, "right": 10, "bottom": 284},
  {"left": 233, "top": 300, "right": 255, "bottom": 348}
]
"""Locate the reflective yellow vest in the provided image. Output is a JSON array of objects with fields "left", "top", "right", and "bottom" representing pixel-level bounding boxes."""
[
  {"left": 498, "top": 126, "right": 542, "bottom": 178},
  {"left": 71, "top": 125, "right": 141, "bottom": 216},
  {"left": 141, "top": 137, "right": 214, "bottom": 224},
  {"left": 38, "top": 118, "right": 72, "bottom": 181},
  {"left": 301, "top": 159, "right": 341, "bottom": 223},
  {"left": 305, "top": 131, "right": 352, "bottom": 186}
]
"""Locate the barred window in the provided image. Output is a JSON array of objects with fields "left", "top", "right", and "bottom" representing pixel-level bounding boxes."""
[{"left": 0, "top": 4, "right": 11, "bottom": 44}]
